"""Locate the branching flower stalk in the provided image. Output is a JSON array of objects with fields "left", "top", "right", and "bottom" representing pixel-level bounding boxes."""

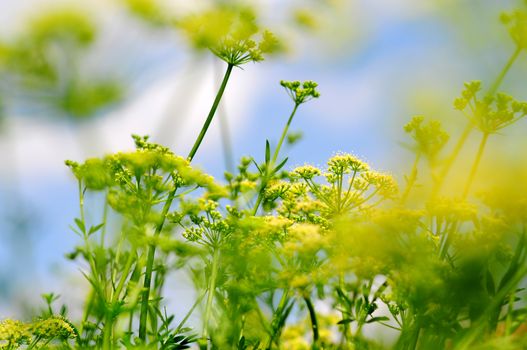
[
  {"left": 434, "top": 36, "right": 523, "bottom": 197},
  {"left": 462, "top": 132, "right": 489, "bottom": 199},
  {"left": 252, "top": 80, "right": 319, "bottom": 215},
  {"left": 187, "top": 63, "right": 234, "bottom": 162},
  {"left": 138, "top": 61, "right": 233, "bottom": 339}
]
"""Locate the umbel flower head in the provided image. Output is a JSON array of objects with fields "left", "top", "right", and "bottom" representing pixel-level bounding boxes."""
[
  {"left": 404, "top": 116, "right": 449, "bottom": 162},
  {"left": 178, "top": 4, "right": 281, "bottom": 66},
  {"left": 280, "top": 80, "right": 320, "bottom": 105},
  {"left": 31, "top": 316, "right": 77, "bottom": 340},
  {"left": 454, "top": 81, "right": 527, "bottom": 134},
  {"left": 0, "top": 319, "right": 30, "bottom": 348},
  {"left": 501, "top": 8, "right": 527, "bottom": 48}
]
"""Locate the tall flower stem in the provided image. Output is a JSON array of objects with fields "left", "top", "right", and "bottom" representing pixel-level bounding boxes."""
[
  {"left": 188, "top": 63, "right": 234, "bottom": 162},
  {"left": 433, "top": 123, "right": 473, "bottom": 197},
  {"left": 488, "top": 46, "right": 522, "bottom": 97},
  {"left": 138, "top": 185, "right": 178, "bottom": 341},
  {"left": 272, "top": 103, "right": 299, "bottom": 164},
  {"left": 433, "top": 48, "right": 521, "bottom": 198},
  {"left": 303, "top": 296, "right": 319, "bottom": 344},
  {"left": 462, "top": 132, "right": 489, "bottom": 199},
  {"left": 203, "top": 248, "right": 220, "bottom": 341},
  {"left": 139, "top": 63, "right": 234, "bottom": 342},
  {"left": 252, "top": 103, "right": 300, "bottom": 215},
  {"left": 400, "top": 153, "right": 420, "bottom": 204}
]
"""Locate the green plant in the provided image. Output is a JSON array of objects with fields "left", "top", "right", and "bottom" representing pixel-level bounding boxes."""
[{"left": 2, "top": 3, "right": 527, "bottom": 350}]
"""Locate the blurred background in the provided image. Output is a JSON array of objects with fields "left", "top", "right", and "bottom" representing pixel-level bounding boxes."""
[{"left": 0, "top": 0, "right": 526, "bottom": 327}]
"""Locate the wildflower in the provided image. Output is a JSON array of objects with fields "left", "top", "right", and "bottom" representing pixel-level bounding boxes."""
[
  {"left": 264, "top": 180, "right": 291, "bottom": 200},
  {"left": 183, "top": 227, "right": 204, "bottom": 242},
  {"left": 280, "top": 80, "right": 320, "bottom": 105},
  {"left": 501, "top": 8, "right": 527, "bottom": 48},
  {"left": 403, "top": 116, "right": 449, "bottom": 162},
  {"left": 0, "top": 319, "right": 30, "bottom": 347},
  {"left": 327, "top": 153, "right": 369, "bottom": 174},
  {"left": 292, "top": 165, "right": 321, "bottom": 180},
  {"left": 31, "top": 315, "right": 77, "bottom": 340},
  {"left": 178, "top": 5, "right": 281, "bottom": 66},
  {"left": 454, "top": 81, "right": 527, "bottom": 134},
  {"left": 362, "top": 171, "right": 398, "bottom": 198}
]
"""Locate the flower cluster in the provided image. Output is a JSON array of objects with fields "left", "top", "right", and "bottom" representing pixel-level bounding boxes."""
[
  {"left": 0, "top": 316, "right": 76, "bottom": 349},
  {"left": 66, "top": 136, "right": 226, "bottom": 224},
  {"left": 454, "top": 81, "right": 527, "bottom": 134},
  {"left": 280, "top": 153, "right": 397, "bottom": 218},
  {"left": 178, "top": 5, "right": 281, "bottom": 66},
  {"left": 404, "top": 116, "right": 449, "bottom": 162},
  {"left": 280, "top": 80, "right": 321, "bottom": 105},
  {"left": 0, "top": 319, "right": 30, "bottom": 348},
  {"left": 0, "top": 9, "right": 123, "bottom": 120},
  {"left": 31, "top": 316, "right": 77, "bottom": 340},
  {"left": 501, "top": 8, "right": 527, "bottom": 48}
]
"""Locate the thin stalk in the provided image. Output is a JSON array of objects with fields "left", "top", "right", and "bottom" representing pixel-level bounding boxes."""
[
  {"left": 462, "top": 132, "right": 489, "bottom": 199},
  {"left": 267, "top": 290, "right": 290, "bottom": 349},
  {"left": 434, "top": 48, "right": 521, "bottom": 197},
  {"left": 215, "top": 60, "right": 235, "bottom": 173},
  {"left": 488, "top": 46, "right": 522, "bottom": 97},
  {"left": 138, "top": 61, "right": 234, "bottom": 344},
  {"left": 409, "top": 325, "right": 421, "bottom": 350},
  {"left": 272, "top": 103, "right": 299, "bottom": 164},
  {"left": 203, "top": 248, "right": 220, "bottom": 340},
  {"left": 303, "top": 296, "right": 319, "bottom": 343},
  {"left": 455, "top": 265, "right": 527, "bottom": 350},
  {"left": 188, "top": 63, "right": 234, "bottom": 162},
  {"left": 176, "top": 290, "right": 207, "bottom": 333},
  {"left": 400, "top": 153, "right": 421, "bottom": 204},
  {"left": 252, "top": 103, "right": 300, "bottom": 215},
  {"left": 138, "top": 185, "right": 178, "bottom": 341},
  {"left": 434, "top": 123, "right": 473, "bottom": 197},
  {"left": 113, "top": 251, "right": 135, "bottom": 302},
  {"left": 100, "top": 195, "right": 109, "bottom": 247}
]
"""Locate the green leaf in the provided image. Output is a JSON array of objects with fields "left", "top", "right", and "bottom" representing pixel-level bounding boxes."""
[
  {"left": 74, "top": 218, "right": 85, "bottom": 234},
  {"left": 265, "top": 139, "right": 271, "bottom": 165},
  {"left": 273, "top": 157, "right": 288, "bottom": 174},
  {"left": 486, "top": 269, "right": 495, "bottom": 296},
  {"left": 337, "top": 318, "right": 354, "bottom": 325},
  {"left": 88, "top": 223, "right": 105, "bottom": 236},
  {"left": 251, "top": 158, "right": 263, "bottom": 174},
  {"left": 367, "top": 316, "right": 390, "bottom": 323}
]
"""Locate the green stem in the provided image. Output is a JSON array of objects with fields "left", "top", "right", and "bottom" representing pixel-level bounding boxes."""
[
  {"left": 400, "top": 153, "right": 420, "bottom": 204},
  {"left": 215, "top": 60, "right": 235, "bottom": 173},
  {"left": 100, "top": 195, "right": 109, "bottom": 247},
  {"left": 272, "top": 103, "right": 299, "bottom": 164},
  {"left": 488, "top": 46, "right": 522, "bottom": 97},
  {"left": 188, "top": 63, "right": 234, "bottom": 162},
  {"left": 138, "top": 185, "right": 178, "bottom": 341},
  {"left": 113, "top": 251, "right": 135, "bottom": 302},
  {"left": 102, "top": 312, "right": 113, "bottom": 350},
  {"left": 252, "top": 103, "right": 300, "bottom": 215},
  {"left": 203, "top": 248, "right": 220, "bottom": 341},
  {"left": 433, "top": 123, "right": 473, "bottom": 197},
  {"left": 455, "top": 264, "right": 527, "bottom": 350},
  {"left": 176, "top": 290, "right": 207, "bottom": 333},
  {"left": 434, "top": 48, "right": 521, "bottom": 198},
  {"left": 138, "top": 61, "right": 234, "bottom": 344},
  {"left": 462, "top": 132, "right": 489, "bottom": 199},
  {"left": 303, "top": 296, "right": 319, "bottom": 344},
  {"left": 266, "top": 290, "right": 291, "bottom": 349}
]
